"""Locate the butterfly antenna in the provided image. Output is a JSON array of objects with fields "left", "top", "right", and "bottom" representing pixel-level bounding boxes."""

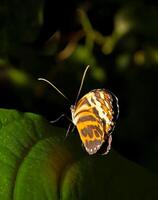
[
  {"left": 38, "top": 78, "right": 69, "bottom": 102},
  {"left": 74, "top": 65, "right": 90, "bottom": 105}
]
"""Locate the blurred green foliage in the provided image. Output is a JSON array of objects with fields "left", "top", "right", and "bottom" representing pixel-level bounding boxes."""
[{"left": 0, "top": 0, "right": 158, "bottom": 186}]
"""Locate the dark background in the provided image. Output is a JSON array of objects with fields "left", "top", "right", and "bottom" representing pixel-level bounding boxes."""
[{"left": 0, "top": 0, "right": 158, "bottom": 174}]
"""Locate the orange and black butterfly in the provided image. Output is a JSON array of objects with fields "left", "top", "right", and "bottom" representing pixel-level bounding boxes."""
[{"left": 38, "top": 65, "right": 119, "bottom": 155}]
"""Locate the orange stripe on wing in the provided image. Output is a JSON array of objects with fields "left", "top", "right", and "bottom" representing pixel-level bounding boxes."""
[
  {"left": 76, "top": 125, "right": 104, "bottom": 155},
  {"left": 76, "top": 96, "right": 91, "bottom": 108}
]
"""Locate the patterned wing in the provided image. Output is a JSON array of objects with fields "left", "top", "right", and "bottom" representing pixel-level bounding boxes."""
[
  {"left": 91, "top": 89, "right": 119, "bottom": 136},
  {"left": 71, "top": 89, "right": 119, "bottom": 155},
  {"left": 76, "top": 109, "right": 105, "bottom": 155}
]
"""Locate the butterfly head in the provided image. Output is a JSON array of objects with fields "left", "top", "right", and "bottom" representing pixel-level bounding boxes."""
[{"left": 70, "top": 104, "right": 77, "bottom": 125}]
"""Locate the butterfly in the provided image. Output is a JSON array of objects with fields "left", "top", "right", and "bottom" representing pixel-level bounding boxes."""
[{"left": 38, "top": 65, "right": 119, "bottom": 155}]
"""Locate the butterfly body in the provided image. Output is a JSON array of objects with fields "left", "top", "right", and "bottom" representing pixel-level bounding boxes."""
[
  {"left": 71, "top": 89, "right": 119, "bottom": 155},
  {"left": 38, "top": 65, "right": 119, "bottom": 155}
]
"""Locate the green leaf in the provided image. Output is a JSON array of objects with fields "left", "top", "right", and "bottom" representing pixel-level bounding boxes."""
[{"left": 0, "top": 108, "right": 158, "bottom": 200}]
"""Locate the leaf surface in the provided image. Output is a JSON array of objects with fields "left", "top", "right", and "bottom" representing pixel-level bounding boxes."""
[{"left": 0, "top": 109, "right": 157, "bottom": 200}]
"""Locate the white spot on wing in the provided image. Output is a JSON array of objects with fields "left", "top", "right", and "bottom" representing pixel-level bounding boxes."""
[
  {"left": 100, "top": 92, "right": 104, "bottom": 99},
  {"left": 104, "top": 100, "right": 110, "bottom": 109}
]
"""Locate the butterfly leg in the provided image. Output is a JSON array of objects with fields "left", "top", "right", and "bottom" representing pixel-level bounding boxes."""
[
  {"left": 50, "top": 114, "right": 65, "bottom": 123},
  {"left": 102, "top": 134, "right": 112, "bottom": 155},
  {"left": 50, "top": 114, "right": 72, "bottom": 124},
  {"left": 70, "top": 125, "right": 75, "bottom": 133},
  {"left": 64, "top": 123, "right": 76, "bottom": 140},
  {"left": 50, "top": 114, "right": 74, "bottom": 139}
]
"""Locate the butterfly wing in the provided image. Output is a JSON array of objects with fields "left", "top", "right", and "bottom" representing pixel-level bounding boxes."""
[
  {"left": 75, "top": 110, "right": 105, "bottom": 154},
  {"left": 72, "top": 89, "right": 119, "bottom": 155},
  {"left": 92, "top": 89, "right": 119, "bottom": 135}
]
